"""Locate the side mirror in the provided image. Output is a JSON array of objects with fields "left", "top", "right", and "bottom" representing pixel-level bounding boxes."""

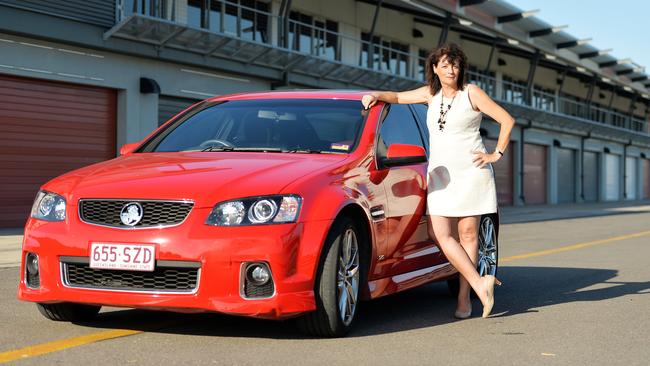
[
  {"left": 119, "top": 142, "right": 140, "bottom": 156},
  {"left": 381, "top": 144, "right": 427, "bottom": 167}
]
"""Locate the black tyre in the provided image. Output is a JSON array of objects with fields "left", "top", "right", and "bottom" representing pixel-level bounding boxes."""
[
  {"left": 297, "top": 216, "right": 366, "bottom": 337},
  {"left": 37, "top": 302, "right": 101, "bottom": 322},
  {"left": 447, "top": 214, "right": 499, "bottom": 296}
]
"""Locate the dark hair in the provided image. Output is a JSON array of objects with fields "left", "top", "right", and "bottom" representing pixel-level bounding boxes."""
[{"left": 424, "top": 43, "right": 468, "bottom": 96}]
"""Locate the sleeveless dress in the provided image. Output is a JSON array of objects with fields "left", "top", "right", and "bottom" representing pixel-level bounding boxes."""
[{"left": 426, "top": 85, "right": 497, "bottom": 217}]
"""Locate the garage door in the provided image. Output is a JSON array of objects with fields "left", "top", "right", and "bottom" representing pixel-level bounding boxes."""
[
  {"left": 604, "top": 153, "right": 620, "bottom": 201},
  {"left": 583, "top": 151, "right": 599, "bottom": 202},
  {"left": 523, "top": 143, "right": 547, "bottom": 204},
  {"left": 158, "top": 96, "right": 199, "bottom": 126},
  {"left": 625, "top": 157, "right": 637, "bottom": 200},
  {"left": 484, "top": 139, "right": 513, "bottom": 205},
  {"left": 0, "top": 74, "right": 116, "bottom": 228},
  {"left": 557, "top": 148, "right": 576, "bottom": 203},
  {"left": 643, "top": 159, "right": 650, "bottom": 199}
]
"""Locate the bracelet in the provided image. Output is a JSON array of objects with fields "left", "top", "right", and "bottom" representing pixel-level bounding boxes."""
[{"left": 495, "top": 149, "right": 504, "bottom": 157}]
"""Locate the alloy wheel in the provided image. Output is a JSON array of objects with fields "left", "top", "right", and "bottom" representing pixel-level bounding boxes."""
[
  {"left": 477, "top": 216, "right": 498, "bottom": 276},
  {"left": 337, "top": 228, "right": 360, "bottom": 326}
]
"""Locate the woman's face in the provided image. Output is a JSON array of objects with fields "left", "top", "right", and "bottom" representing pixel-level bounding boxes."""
[{"left": 433, "top": 55, "right": 460, "bottom": 86}]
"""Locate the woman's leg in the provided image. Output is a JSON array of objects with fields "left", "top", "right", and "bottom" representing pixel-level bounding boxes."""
[
  {"left": 456, "top": 216, "right": 480, "bottom": 313},
  {"left": 428, "top": 215, "right": 490, "bottom": 310}
]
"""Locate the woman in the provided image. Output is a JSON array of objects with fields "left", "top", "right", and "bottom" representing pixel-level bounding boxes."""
[{"left": 362, "top": 43, "right": 514, "bottom": 318}]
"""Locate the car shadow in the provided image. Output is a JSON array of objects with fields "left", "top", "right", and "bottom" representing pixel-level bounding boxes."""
[{"left": 74, "top": 266, "right": 650, "bottom": 339}]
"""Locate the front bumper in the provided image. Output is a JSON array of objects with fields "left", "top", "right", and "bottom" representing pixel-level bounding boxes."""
[{"left": 17, "top": 207, "right": 333, "bottom": 319}]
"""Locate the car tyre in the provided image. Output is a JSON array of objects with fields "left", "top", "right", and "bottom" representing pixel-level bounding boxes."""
[
  {"left": 297, "top": 216, "right": 366, "bottom": 337},
  {"left": 37, "top": 302, "right": 101, "bottom": 322},
  {"left": 447, "top": 214, "right": 499, "bottom": 297}
]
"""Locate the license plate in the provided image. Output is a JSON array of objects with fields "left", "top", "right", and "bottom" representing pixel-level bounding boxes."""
[{"left": 89, "top": 243, "right": 156, "bottom": 272}]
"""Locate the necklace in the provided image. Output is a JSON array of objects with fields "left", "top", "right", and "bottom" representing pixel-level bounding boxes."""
[{"left": 438, "top": 90, "right": 457, "bottom": 132}]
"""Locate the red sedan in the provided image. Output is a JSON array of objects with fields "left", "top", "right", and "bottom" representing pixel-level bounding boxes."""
[{"left": 18, "top": 90, "right": 499, "bottom": 337}]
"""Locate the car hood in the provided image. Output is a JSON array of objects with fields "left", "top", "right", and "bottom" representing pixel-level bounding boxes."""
[{"left": 43, "top": 152, "right": 348, "bottom": 208}]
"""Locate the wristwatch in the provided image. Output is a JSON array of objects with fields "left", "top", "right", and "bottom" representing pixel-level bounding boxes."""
[{"left": 495, "top": 148, "right": 504, "bottom": 157}]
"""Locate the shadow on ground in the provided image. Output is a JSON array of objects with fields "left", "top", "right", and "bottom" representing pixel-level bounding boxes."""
[{"left": 70, "top": 266, "right": 650, "bottom": 339}]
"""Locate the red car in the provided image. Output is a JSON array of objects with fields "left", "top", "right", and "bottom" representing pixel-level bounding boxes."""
[{"left": 18, "top": 90, "right": 499, "bottom": 337}]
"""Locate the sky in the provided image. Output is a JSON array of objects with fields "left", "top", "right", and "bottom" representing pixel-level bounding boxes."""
[{"left": 506, "top": 0, "right": 650, "bottom": 71}]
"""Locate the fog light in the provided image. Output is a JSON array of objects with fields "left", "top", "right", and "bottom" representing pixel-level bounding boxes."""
[
  {"left": 26, "top": 253, "right": 39, "bottom": 274},
  {"left": 246, "top": 264, "right": 270, "bottom": 285},
  {"left": 25, "top": 252, "right": 40, "bottom": 288}
]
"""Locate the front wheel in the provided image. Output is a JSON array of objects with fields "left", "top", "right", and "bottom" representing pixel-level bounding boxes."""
[
  {"left": 447, "top": 214, "right": 499, "bottom": 296},
  {"left": 297, "top": 217, "right": 366, "bottom": 337},
  {"left": 37, "top": 302, "right": 101, "bottom": 322}
]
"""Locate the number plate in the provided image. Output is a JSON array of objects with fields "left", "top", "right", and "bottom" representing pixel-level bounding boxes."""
[{"left": 89, "top": 243, "right": 156, "bottom": 272}]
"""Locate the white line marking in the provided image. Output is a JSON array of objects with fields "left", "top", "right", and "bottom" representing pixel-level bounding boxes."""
[
  {"left": 19, "top": 67, "right": 52, "bottom": 74},
  {"left": 19, "top": 42, "right": 53, "bottom": 50}
]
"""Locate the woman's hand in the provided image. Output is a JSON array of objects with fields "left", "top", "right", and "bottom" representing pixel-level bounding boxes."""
[
  {"left": 472, "top": 151, "right": 500, "bottom": 168},
  {"left": 361, "top": 94, "right": 378, "bottom": 110}
]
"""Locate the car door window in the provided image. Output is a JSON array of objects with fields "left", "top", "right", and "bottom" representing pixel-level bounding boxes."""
[
  {"left": 410, "top": 103, "right": 430, "bottom": 152},
  {"left": 377, "top": 104, "right": 426, "bottom": 160}
]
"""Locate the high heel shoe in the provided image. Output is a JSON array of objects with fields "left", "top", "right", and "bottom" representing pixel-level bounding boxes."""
[
  {"left": 454, "top": 306, "right": 472, "bottom": 319},
  {"left": 481, "top": 275, "right": 502, "bottom": 318}
]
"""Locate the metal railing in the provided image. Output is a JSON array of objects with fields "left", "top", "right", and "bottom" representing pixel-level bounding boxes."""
[{"left": 114, "top": 0, "right": 649, "bottom": 135}]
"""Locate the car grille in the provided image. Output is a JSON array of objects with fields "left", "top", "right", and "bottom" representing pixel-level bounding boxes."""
[
  {"left": 61, "top": 259, "right": 200, "bottom": 293},
  {"left": 79, "top": 200, "right": 193, "bottom": 228}
]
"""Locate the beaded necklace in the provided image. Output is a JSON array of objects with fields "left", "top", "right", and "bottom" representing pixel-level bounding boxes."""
[{"left": 438, "top": 90, "right": 457, "bottom": 132}]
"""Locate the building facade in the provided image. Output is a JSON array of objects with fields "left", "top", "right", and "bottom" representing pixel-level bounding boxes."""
[{"left": 1, "top": 0, "right": 650, "bottom": 228}]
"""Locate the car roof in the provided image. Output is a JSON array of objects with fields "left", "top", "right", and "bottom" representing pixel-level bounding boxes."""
[{"left": 206, "top": 90, "right": 373, "bottom": 102}]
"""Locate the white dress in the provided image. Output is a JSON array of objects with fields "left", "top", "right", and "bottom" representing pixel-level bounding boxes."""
[{"left": 426, "top": 85, "right": 497, "bottom": 217}]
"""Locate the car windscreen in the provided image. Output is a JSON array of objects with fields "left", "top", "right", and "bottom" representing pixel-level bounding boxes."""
[{"left": 144, "top": 99, "right": 366, "bottom": 154}]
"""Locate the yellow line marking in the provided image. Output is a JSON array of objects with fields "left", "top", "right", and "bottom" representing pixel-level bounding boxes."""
[
  {"left": 500, "top": 230, "right": 650, "bottom": 263},
  {"left": 0, "top": 329, "right": 142, "bottom": 363},
  {"left": 3, "top": 230, "right": 650, "bottom": 362}
]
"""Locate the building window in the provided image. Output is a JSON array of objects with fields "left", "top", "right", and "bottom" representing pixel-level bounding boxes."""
[
  {"left": 502, "top": 75, "right": 527, "bottom": 105},
  {"left": 361, "top": 33, "right": 409, "bottom": 77},
  {"left": 467, "top": 65, "right": 496, "bottom": 98},
  {"left": 532, "top": 85, "right": 556, "bottom": 112},
  {"left": 417, "top": 49, "right": 428, "bottom": 82},
  {"left": 187, "top": 0, "right": 269, "bottom": 43},
  {"left": 288, "top": 12, "right": 339, "bottom": 60}
]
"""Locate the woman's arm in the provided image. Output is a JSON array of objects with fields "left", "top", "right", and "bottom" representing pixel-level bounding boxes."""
[
  {"left": 361, "top": 85, "right": 430, "bottom": 109},
  {"left": 468, "top": 84, "right": 516, "bottom": 168}
]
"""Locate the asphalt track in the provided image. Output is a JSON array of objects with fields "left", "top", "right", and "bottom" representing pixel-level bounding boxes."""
[{"left": 1, "top": 210, "right": 650, "bottom": 365}]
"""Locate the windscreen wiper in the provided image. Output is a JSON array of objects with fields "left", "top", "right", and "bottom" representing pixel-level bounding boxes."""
[
  {"left": 200, "top": 146, "right": 284, "bottom": 153},
  {"left": 283, "top": 148, "right": 323, "bottom": 154}
]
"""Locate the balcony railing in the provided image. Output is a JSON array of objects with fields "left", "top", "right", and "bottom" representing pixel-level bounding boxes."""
[{"left": 112, "top": 0, "right": 649, "bottom": 135}]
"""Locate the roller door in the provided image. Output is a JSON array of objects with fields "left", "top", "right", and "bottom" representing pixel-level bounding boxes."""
[
  {"left": 583, "top": 151, "right": 599, "bottom": 202},
  {"left": 523, "top": 143, "right": 547, "bottom": 204},
  {"left": 604, "top": 153, "right": 620, "bottom": 201},
  {"left": 0, "top": 74, "right": 116, "bottom": 228},
  {"left": 643, "top": 159, "right": 650, "bottom": 199},
  {"left": 158, "top": 96, "right": 199, "bottom": 126},
  {"left": 557, "top": 148, "right": 576, "bottom": 203},
  {"left": 484, "top": 139, "right": 513, "bottom": 205},
  {"left": 625, "top": 157, "right": 637, "bottom": 200}
]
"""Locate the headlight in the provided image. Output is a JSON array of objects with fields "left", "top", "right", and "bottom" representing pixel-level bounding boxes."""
[
  {"left": 30, "top": 191, "right": 66, "bottom": 221},
  {"left": 206, "top": 195, "right": 301, "bottom": 226}
]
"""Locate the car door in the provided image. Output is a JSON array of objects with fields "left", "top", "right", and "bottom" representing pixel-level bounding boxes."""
[{"left": 373, "top": 104, "right": 444, "bottom": 278}]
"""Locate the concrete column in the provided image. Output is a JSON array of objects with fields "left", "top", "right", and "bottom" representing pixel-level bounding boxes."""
[
  {"left": 139, "top": 92, "right": 159, "bottom": 139},
  {"left": 270, "top": 0, "right": 281, "bottom": 47},
  {"left": 549, "top": 144, "right": 557, "bottom": 204},
  {"left": 511, "top": 124, "right": 524, "bottom": 206},
  {"left": 495, "top": 71, "right": 503, "bottom": 101},
  {"left": 339, "top": 22, "right": 360, "bottom": 66}
]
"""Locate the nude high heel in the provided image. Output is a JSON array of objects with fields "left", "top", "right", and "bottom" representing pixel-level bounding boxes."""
[
  {"left": 481, "top": 275, "right": 502, "bottom": 318},
  {"left": 454, "top": 306, "right": 472, "bottom": 319}
]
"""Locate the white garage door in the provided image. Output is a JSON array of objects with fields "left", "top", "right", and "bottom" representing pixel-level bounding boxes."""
[{"left": 604, "top": 154, "right": 620, "bottom": 201}]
